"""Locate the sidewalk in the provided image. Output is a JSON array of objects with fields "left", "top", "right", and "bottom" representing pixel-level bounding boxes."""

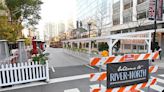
[{"left": 152, "top": 57, "right": 164, "bottom": 69}]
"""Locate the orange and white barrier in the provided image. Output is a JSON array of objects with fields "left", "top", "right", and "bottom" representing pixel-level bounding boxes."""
[
  {"left": 90, "top": 52, "right": 159, "bottom": 92},
  {"left": 90, "top": 66, "right": 158, "bottom": 81},
  {"left": 90, "top": 52, "right": 159, "bottom": 66},
  {"left": 149, "top": 65, "right": 158, "bottom": 73},
  {"left": 90, "top": 72, "right": 106, "bottom": 81},
  {"left": 90, "top": 78, "right": 157, "bottom": 92},
  {"left": 151, "top": 51, "right": 159, "bottom": 60}
]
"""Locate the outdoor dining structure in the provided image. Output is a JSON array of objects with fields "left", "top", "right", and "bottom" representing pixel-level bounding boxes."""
[
  {"left": 0, "top": 39, "right": 49, "bottom": 87},
  {"left": 62, "top": 30, "right": 155, "bottom": 59},
  {"left": 62, "top": 30, "right": 160, "bottom": 92}
]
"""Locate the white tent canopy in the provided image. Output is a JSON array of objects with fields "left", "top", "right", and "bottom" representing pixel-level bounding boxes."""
[{"left": 62, "top": 30, "right": 155, "bottom": 56}]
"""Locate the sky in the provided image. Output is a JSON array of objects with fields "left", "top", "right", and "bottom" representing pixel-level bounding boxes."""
[{"left": 36, "top": 0, "right": 76, "bottom": 40}]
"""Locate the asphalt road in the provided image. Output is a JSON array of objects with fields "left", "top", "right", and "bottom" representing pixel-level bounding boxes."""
[{"left": 46, "top": 48, "right": 88, "bottom": 67}]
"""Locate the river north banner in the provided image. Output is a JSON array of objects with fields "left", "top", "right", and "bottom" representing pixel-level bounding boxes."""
[{"left": 107, "top": 60, "right": 149, "bottom": 88}]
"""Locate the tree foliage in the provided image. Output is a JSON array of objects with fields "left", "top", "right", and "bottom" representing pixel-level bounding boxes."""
[
  {"left": 0, "top": 0, "right": 43, "bottom": 42},
  {"left": 5, "top": 0, "right": 43, "bottom": 27},
  {"left": 98, "top": 42, "right": 109, "bottom": 51},
  {"left": 0, "top": 16, "right": 23, "bottom": 42}
]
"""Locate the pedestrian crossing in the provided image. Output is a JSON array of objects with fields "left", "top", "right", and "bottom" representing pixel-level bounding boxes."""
[{"left": 63, "top": 74, "right": 164, "bottom": 92}]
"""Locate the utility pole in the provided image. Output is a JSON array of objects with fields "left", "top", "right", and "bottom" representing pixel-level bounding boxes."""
[{"left": 152, "top": 0, "right": 157, "bottom": 52}]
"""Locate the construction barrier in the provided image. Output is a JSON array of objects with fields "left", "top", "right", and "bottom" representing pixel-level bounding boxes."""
[
  {"left": 90, "top": 65, "right": 158, "bottom": 82},
  {"left": 90, "top": 51, "right": 159, "bottom": 92},
  {"left": 90, "top": 51, "right": 159, "bottom": 66},
  {"left": 90, "top": 78, "right": 157, "bottom": 92}
]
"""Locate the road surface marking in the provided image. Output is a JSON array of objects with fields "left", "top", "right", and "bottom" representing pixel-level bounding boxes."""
[
  {"left": 150, "top": 76, "right": 164, "bottom": 92},
  {"left": 51, "top": 66, "right": 55, "bottom": 72},
  {"left": 49, "top": 74, "right": 90, "bottom": 83},
  {"left": 151, "top": 76, "right": 164, "bottom": 84},
  {"left": 0, "top": 74, "right": 90, "bottom": 92},
  {"left": 84, "top": 64, "right": 95, "bottom": 69},
  {"left": 158, "top": 74, "right": 164, "bottom": 78},
  {"left": 150, "top": 85, "right": 164, "bottom": 92},
  {"left": 64, "top": 88, "right": 80, "bottom": 92}
]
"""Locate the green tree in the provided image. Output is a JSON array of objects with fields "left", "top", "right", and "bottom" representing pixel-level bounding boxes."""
[
  {"left": 5, "top": 0, "right": 43, "bottom": 27},
  {"left": 0, "top": 16, "right": 23, "bottom": 42},
  {"left": 0, "top": 0, "right": 43, "bottom": 42}
]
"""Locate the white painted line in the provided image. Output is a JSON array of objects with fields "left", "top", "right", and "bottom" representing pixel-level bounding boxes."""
[
  {"left": 84, "top": 64, "right": 95, "bottom": 69},
  {"left": 150, "top": 85, "right": 164, "bottom": 92},
  {"left": 150, "top": 76, "right": 164, "bottom": 92},
  {"left": 158, "top": 74, "right": 164, "bottom": 78},
  {"left": 64, "top": 88, "right": 80, "bottom": 92},
  {"left": 0, "top": 74, "right": 90, "bottom": 92},
  {"left": 49, "top": 74, "right": 90, "bottom": 83},
  {"left": 0, "top": 81, "right": 47, "bottom": 92},
  {"left": 151, "top": 76, "right": 164, "bottom": 84},
  {"left": 51, "top": 66, "right": 55, "bottom": 72}
]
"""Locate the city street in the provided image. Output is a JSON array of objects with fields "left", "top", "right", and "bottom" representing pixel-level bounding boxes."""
[
  {"left": 1, "top": 48, "right": 164, "bottom": 92},
  {"left": 46, "top": 48, "right": 88, "bottom": 67},
  {"left": 46, "top": 48, "right": 102, "bottom": 79},
  {"left": 1, "top": 0, "right": 164, "bottom": 92}
]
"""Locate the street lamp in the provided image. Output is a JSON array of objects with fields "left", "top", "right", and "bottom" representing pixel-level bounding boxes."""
[{"left": 88, "top": 23, "right": 91, "bottom": 38}]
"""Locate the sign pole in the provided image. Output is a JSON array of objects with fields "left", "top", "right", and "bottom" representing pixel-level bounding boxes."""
[
  {"left": 99, "top": 65, "right": 102, "bottom": 88},
  {"left": 152, "top": 0, "right": 158, "bottom": 52},
  {"left": 150, "top": 0, "right": 157, "bottom": 90}
]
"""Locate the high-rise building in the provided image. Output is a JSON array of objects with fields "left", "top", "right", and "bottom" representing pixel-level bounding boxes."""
[
  {"left": 76, "top": 0, "right": 111, "bottom": 36},
  {"left": 44, "top": 22, "right": 66, "bottom": 41}
]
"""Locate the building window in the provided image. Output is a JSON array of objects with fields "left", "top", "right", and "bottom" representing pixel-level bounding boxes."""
[
  {"left": 123, "top": 15, "right": 132, "bottom": 23},
  {"left": 133, "top": 45, "right": 137, "bottom": 49},
  {"left": 139, "top": 45, "right": 144, "bottom": 50},
  {"left": 137, "top": 0, "right": 146, "bottom": 4},
  {"left": 124, "top": 2, "right": 133, "bottom": 10},
  {"left": 137, "top": 11, "right": 147, "bottom": 19},
  {"left": 124, "top": 44, "right": 131, "bottom": 49},
  {"left": 113, "top": 18, "right": 120, "bottom": 25},
  {"left": 111, "top": 30, "right": 121, "bottom": 34},
  {"left": 122, "top": 29, "right": 129, "bottom": 33}
]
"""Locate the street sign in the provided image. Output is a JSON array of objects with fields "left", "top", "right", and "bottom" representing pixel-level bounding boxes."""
[
  {"left": 124, "top": 54, "right": 134, "bottom": 61},
  {"left": 107, "top": 60, "right": 149, "bottom": 88},
  {"left": 148, "top": 0, "right": 163, "bottom": 21}
]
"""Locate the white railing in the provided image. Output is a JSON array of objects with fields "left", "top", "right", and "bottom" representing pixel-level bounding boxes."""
[{"left": 0, "top": 61, "right": 49, "bottom": 87}]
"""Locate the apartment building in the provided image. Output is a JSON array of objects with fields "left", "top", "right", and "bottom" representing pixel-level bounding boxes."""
[{"left": 110, "top": 0, "right": 164, "bottom": 52}]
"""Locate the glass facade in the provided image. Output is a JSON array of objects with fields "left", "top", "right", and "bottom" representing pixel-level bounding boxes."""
[{"left": 76, "top": 0, "right": 111, "bottom": 35}]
